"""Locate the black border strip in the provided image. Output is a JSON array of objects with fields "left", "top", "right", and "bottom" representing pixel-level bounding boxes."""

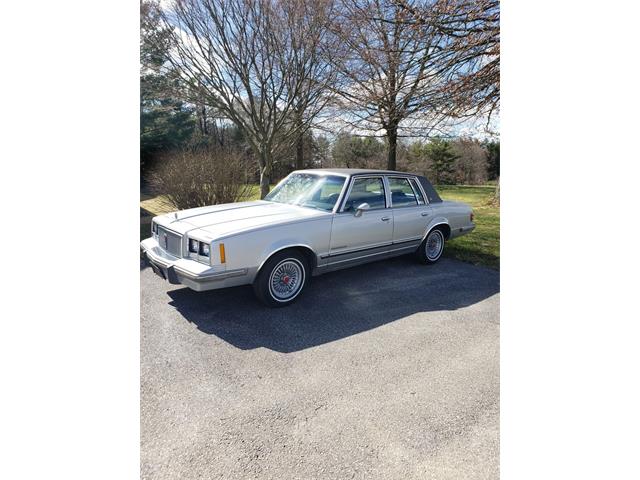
[{"left": 320, "top": 238, "right": 420, "bottom": 259}]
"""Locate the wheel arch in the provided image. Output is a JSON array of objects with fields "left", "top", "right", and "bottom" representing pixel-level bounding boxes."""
[
  {"left": 256, "top": 243, "right": 318, "bottom": 276},
  {"left": 422, "top": 220, "right": 451, "bottom": 242}
]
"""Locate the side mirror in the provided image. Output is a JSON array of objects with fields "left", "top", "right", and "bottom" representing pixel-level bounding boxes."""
[{"left": 354, "top": 202, "right": 370, "bottom": 217}]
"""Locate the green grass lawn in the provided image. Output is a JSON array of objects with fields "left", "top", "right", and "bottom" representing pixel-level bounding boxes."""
[
  {"left": 436, "top": 185, "right": 499, "bottom": 269},
  {"left": 140, "top": 184, "right": 499, "bottom": 269}
]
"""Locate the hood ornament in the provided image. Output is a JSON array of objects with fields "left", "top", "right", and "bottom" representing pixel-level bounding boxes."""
[{"left": 174, "top": 212, "right": 178, "bottom": 220}]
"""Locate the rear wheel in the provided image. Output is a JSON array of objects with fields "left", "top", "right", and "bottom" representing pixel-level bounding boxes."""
[
  {"left": 253, "top": 250, "right": 309, "bottom": 307},
  {"left": 417, "top": 228, "right": 446, "bottom": 264}
]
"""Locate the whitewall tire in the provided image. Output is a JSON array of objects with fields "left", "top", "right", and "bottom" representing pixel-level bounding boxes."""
[
  {"left": 418, "top": 228, "right": 445, "bottom": 264},
  {"left": 253, "top": 250, "right": 309, "bottom": 307}
]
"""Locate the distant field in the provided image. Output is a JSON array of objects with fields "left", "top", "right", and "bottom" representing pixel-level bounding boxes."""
[{"left": 140, "top": 184, "right": 499, "bottom": 269}]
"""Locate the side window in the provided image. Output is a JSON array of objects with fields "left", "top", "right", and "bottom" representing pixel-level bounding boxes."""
[
  {"left": 388, "top": 177, "right": 418, "bottom": 207},
  {"left": 409, "top": 178, "right": 426, "bottom": 205},
  {"left": 343, "top": 177, "right": 386, "bottom": 211}
]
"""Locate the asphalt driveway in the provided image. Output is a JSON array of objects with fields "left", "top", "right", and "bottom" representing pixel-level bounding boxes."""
[{"left": 140, "top": 255, "right": 500, "bottom": 479}]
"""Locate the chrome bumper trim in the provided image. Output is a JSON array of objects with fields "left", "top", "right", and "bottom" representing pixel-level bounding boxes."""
[
  {"left": 174, "top": 265, "right": 248, "bottom": 282},
  {"left": 141, "top": 243, "right": 247, "bottom": 284}
]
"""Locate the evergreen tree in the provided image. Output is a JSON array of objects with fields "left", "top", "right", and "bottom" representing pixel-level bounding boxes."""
[
  {"left": 485, "top": 140, "right": 500, "bottom": 180},
  {"left": 331, "top": 134, "right": 385, "bottom": 168},
  {"left": 140, "top": 1, "right": 195, "bottom": 168},
  {"left": 424, "top": 138, "right": 459, "bottom": 185}
]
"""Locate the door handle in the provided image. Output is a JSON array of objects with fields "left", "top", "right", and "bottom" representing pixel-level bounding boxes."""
[
  {"left": 421, "top": 212, "right": 430, "bottom": 217},
  {"left": 381, "top": 216, "right": 390, "bottom": 221}
]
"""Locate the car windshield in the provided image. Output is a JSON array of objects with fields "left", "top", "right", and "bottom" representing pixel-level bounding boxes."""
[{"left": 264, "top": 173, "right": 346, "bottom": 212}]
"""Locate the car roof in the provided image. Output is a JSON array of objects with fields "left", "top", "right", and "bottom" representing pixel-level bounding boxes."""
[{"left": 293, "top": 168, "right": 416, "bottom": 177}]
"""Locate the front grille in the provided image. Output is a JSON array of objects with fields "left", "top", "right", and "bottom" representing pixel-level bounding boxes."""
[{"left": 157, "top": 226, "right": 183, "bottom": 258}]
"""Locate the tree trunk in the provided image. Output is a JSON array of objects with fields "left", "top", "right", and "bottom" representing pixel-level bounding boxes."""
[
  {"left": 259, "top": 151, "right": 271, "bottom": 199},
  {"left": 295, "top": 134, "right": 304, "bottom": 170},
  {"left": 259, "top": 168, "right": 270, "bottom": 199},
  {"left": 201, "top": 106, "right": 208, "bottom": 135},
  {"left": 387, "top": 125, "right": 398, "bottom": 170}
]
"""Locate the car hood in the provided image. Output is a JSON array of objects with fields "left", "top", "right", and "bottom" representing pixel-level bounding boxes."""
[{"left": 154, "top": 200, "right": 328, "bottom": 240}]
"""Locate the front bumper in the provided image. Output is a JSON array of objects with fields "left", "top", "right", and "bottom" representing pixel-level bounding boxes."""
[{"left": 140, "top": 237, "right": 248, "bottom": 292}]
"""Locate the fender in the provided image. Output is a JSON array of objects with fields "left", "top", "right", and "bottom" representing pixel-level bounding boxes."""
[
  {"left": 421, "top": 216, "right": 451, "bottom": 242},
  {"left": 256, "top": 239, "right": 319, "bottom": 274}
]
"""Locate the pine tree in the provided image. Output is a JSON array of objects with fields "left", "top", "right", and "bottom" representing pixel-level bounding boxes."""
[
  {"left": 485, "top": 141, "right": 500, "bottom": 180},
  {"left": 140, "top": 1, "right": 195, "bottom": 168},
  {"left": 424, "top": 138, "right": 459, "bottom": 185}
]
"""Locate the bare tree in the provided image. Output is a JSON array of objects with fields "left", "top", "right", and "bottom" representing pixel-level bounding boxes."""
[
  {"left": 450, "top": 137, "right": 489, "bottom": 184},
  {"left": 287, "top": 0, "right": 340, "bottom": 170},
  {"left": 393, "top": 0, "right": 500, "bottom": 119},
  {"left": 396, "top": 0, "right": 500, "bottom": 201},
  {"left": 331, "top": 0, "right": 469, "bottom": 170},
  {"left": 159, "top": 0, "right": 336, "bottom": 198}
]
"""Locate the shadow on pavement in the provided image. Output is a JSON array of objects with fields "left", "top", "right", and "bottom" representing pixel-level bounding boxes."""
[{"left": 163, "top": 256, "right": 499, "bottom": 353}]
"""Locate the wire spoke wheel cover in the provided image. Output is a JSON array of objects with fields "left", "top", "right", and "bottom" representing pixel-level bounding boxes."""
[
  {"left": 426, "top": 230, "right": 444, "bottom": 260},
  {"left": 268, "top": 258, "right": 305, "bottom": 301}
]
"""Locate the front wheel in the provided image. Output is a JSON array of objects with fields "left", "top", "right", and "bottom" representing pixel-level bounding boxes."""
[
  {"left": 417, "top": 228, "right": 445, "bottom": 264},
  {"left": 253, "top": 250, "right": 309, "bottom": 307}
]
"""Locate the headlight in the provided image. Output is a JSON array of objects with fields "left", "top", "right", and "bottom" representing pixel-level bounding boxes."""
[{"left": 187, "top": 238, "right": 211, "bottom": 260}]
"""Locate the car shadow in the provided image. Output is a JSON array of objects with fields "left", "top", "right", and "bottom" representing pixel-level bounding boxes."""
[{"left": 164, "top": 256, "right": 499, "bottom": 353}]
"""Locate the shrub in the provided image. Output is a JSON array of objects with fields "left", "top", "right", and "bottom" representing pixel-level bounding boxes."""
[{"left": 147, "top": 147, "right": 255, "bottom": 209}]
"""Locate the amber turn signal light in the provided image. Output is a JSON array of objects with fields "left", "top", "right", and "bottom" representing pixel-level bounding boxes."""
[{"left": 219, "top": 243, "right": 226, "bottom": 263}]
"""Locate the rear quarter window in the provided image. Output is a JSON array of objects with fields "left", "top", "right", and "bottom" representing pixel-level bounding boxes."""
[{"left": 409, "top": 178, "right": 426, "bottom": 204}]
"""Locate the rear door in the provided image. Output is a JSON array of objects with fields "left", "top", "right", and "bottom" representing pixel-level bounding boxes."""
[
  {"left": 387, "top": 176, "right": 431, "bottom": 245},
  {"left": 328, "top": 176, "right": 393, "bottom": 258}
]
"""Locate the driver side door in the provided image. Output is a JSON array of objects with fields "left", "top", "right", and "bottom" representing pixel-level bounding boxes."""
[{"left": 327, "top": 176, "right": 393, "bottom": 266}]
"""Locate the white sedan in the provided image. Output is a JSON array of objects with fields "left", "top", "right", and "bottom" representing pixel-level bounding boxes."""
[{"left": 140, "top": 168, "right": 475, "bottom": 307}]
